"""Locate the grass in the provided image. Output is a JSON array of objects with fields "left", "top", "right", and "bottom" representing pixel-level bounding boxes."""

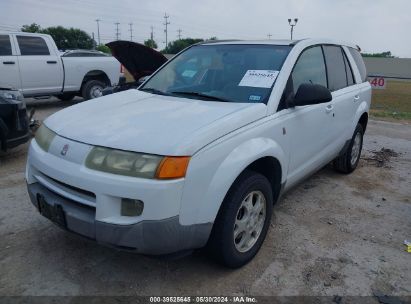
[{"left": 370, "top": 80, "right": 411, "bottom": 122}]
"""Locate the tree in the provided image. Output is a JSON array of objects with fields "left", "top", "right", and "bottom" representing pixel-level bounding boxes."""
[
  {"left": 162, "top": 38, "right": 204, "bottom": 54},
  {"left": 21, "top": 23, "right": 42, "bottom": 33},
  {"left": 144, "top": 39, "right": 158, "bottom": 49},
  {"left": 42, "top": 26, "right": 94, "bottom": 50},
  {"left": 96, "top": 44, "right": 111, "bottom": 54},
  {"left": 20, "top": 24, "right": 95, "bottom": 50},
  {"left": 362, "top": 51, "right": 394, "bottom": 58}
]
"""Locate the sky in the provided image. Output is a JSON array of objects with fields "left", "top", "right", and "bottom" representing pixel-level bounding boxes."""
[{"left": 0, "top": 0, "right": 410, "bottom": 57}]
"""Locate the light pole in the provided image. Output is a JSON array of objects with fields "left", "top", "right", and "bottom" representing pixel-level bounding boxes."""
[{"left": 288, "top": 18, "right": 298, "bottom": 40}]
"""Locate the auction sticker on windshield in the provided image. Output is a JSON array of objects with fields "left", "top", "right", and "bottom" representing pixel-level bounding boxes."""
[{"left": 239, "top": 70, "right": 279, "bottom": 88}]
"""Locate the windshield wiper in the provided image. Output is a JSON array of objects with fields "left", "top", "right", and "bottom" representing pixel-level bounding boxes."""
[
  {"left": 139, "top": 87, "right": 170, "bottom": 96},
  {"left": 171, "top": 91, "right": 233, "bottom": 103}
]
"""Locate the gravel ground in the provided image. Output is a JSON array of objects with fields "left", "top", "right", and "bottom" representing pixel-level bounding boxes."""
[{"left": 0, "top": 98, "right": 410, "bottom": 299}]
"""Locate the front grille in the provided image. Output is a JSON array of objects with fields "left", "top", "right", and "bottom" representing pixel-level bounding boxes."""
[{"left": 34, "top": 171, "right": 96, "bottom": 208}]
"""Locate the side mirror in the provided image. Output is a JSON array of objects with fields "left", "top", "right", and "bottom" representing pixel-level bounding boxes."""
[{"left": 289, "top": 83, "right": 332, "bottom": 107}]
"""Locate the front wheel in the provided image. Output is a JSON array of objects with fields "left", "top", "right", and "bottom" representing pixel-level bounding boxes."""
[
  {"left": 207, "top": 170, "right": 273, "bottom": 268},
  {"left": 81, "top": 80, "right": 106, "bottom": 100},
  {"left": 333, "top": 124, "right": 364, "bottom": 174}
]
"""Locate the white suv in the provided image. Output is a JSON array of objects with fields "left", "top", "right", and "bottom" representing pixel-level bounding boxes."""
[{"left": 26, "top": 39, "right": 371, "bottom": 268}]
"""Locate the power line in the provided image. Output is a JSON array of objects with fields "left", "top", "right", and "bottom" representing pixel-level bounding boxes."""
[
  {"left": 95, "top": 19, "right": 101, "bottom": 45},
  {"left": 163, "top": 13, "right": 170, "bottom": 46},
  {"left": 177, "top": 28, "right": 182, "bottom": 40},
  {"left": 128, "top": 22, "right": 133, "bottom": 41},
  {"left": 114, "top": 22, "right": 120, "bottom": 40}
]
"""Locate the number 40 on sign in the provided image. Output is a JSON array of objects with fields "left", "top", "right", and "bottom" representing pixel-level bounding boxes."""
[{"left": 368, "top": 77, "right": 386, "bottom": 90}]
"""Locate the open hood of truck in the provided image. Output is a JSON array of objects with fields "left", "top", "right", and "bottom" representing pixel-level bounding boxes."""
[{"left": 106, "top": 41, "right": 168, "bottom": 81}]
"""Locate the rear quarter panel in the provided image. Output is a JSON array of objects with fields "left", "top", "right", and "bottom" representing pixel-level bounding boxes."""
[{"left": 62, "top": 56, "right": 120, "bottom": 91}]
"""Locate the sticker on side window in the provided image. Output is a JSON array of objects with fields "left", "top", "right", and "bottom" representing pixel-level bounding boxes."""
[
  {"left": 182, "top": 70, "right": 197, "bottom": 78},
  {"left": 239, "top": 70, "right": 279, "bottom": 88}
]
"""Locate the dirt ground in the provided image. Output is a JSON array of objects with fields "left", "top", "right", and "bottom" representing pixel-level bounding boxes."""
[{"left": 0, "top": 98, "right": 410, "bottom": 299}]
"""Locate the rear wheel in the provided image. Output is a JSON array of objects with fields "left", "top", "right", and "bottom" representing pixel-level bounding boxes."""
[
  {"left": 333, "top": 124, "right": 364, "bottom": 174},
  {"left": 81, "top": 80, "right": 106, "bottom": 100},
  {"left": 207, "top": 170, "right": 273, "bottom": 268}
]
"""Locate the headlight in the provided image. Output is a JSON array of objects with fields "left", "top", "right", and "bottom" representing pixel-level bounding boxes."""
[
  {"left": 0, "top": 89, "right": 23, "bottom": 102},
  {"left": 85, "top": 147, "right": 190, "bottom": 179},
  {"left": 35, "top": 124, "right": 57, "bottom": 152}
]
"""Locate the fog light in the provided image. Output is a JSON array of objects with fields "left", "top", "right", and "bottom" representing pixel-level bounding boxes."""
[{"left": 121, "top": 199, "right": 144, "bottom": 216}]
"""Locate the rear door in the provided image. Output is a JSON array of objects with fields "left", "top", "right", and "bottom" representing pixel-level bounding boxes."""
[
  {"left": 15, "top": 35, "right": 63, "bottom": 96},
  {"left": 0, "top": 34, "right": 21, "bottom": 90},
  {"left": 322, "top": 45, "right": 360, "bottom": 149}
]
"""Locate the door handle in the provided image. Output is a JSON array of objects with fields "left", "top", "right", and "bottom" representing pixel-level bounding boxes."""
[
  {"left": 325, "top": 104, "right": 333, "bottom": 113},
  {"left": 3, "top": 61, "right": 15, "bottom": 64},
  {"left": 354, "top": 95, "right": 360, "bottom": 102},
  {"left": 46, "top": 60, "right": 57, "bottom": 64}
]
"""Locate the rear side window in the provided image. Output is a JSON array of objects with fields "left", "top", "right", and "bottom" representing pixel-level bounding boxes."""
[
  {"left": 0, "top": 35, "right": 12, "bottom": 56},
  {"left": 17, "top": 36, "right": 50, "bottom": 55},
  {"left": 349, "top": 48, "right": 367, "bottom": 82},
  {"left": 323, "top": 45, "right": 347, "bottom": 91},
  {"left": 291, "top": 46, "right": 327, "bottom": 91},
  {"left": 343, "top": 50, "right": 355, "bottom": 86}
]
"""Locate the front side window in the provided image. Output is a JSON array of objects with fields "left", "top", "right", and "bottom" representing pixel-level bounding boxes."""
[
  {"left": 291, "top": 46, "right": 327, "bottom": 91},
  {"left": 17, "top": 36, "right": 50, "bottom": 56},
  {"left": 140, "top": 44, "right": 291, "bottom": 104},
  {"left": 279, "top": 46, "right": 327, "bottom": 110},
  {"left": 0, "top": 35, "right": 12, "bottom": 56},
  {"left": 323, "top": 45, "right": 348, "bottom": 91}
]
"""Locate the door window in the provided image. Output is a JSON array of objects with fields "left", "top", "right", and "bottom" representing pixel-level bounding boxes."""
[
  {"left": 0, "top": 35, "right": 12, "bottom": 56},
  {"left": 278, "top": 46, "right": 327, "bottom": 110},
  {"left": 343, "top": 50, "right": 355, "bottom": 86},
  {"left": 323, "top": 45, "right": 348, "bottom": 91},
  {"left": 292, "top": 46, "right": 327, "bottom": 90},
  {"left": 17, "top": 36, "right": 50, "bottom": 55}
]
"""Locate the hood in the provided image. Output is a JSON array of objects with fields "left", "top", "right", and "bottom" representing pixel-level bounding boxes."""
[
  {"left": 106, "top": 41, "right": 167, "bottom": 81},
  {"left": 45, "top": 90, "right": 267, "bottom": 156}
]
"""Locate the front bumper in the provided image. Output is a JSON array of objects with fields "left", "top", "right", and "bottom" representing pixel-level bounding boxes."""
[
  {"left": 26, "top": 137, "right": 212, "bottom": 255},
  {"left": 27, "top": 182, "right": 212, "bottom": 255}
]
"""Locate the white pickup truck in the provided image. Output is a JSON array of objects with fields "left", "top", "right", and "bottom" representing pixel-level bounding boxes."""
[{"left": 0, "top": 32, "right": 121, "bottom": 100}]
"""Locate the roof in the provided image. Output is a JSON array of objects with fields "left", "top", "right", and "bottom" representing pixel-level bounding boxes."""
[{"left": 200, "top": 38, "right": 359, "bottom": 50}]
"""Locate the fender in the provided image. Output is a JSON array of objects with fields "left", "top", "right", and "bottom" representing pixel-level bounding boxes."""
[
  {"left": 179, "top": 136, "right": 287, "bottom": 225},
  {"left": 352, "top": 100, "right": 369, "bottom": 133}
]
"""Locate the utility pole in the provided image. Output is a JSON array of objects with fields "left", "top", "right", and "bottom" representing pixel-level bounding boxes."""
[
  {"left": 95, "top": 19, "right": 101, "bottom": 45},
  {"left": 128, "top": 22, "right": 133, "bottom": 41},
  {"left": 177, "top": 28, "right": 182, "bottom": 40},
  {"left": 267, "top": 33, "right": 272, "bottom": 39},
  {"left": 150, "top": 26, "right": 154, "bottom": 40},
  {"left": 163, "top": 13, "right": 170, "bottom": 46},
  {"left": 288, "top": 18, "right": 298, "bottom": 40},
  {"left": 115, "top": 22, "right": 120, "bottom": 40}
]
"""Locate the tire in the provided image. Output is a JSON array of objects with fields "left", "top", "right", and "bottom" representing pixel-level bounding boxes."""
[
  {"left": 81, "top": 80, "right": 106, "bottom": 100},
  {"left": 207, "top": 170, "right": 274, "bottom": 268},
  {"left": 56, "top": 93, "right": 75, "bottom": 101},
  {"left": 333, "top": 124, "right": 364, "bottom": 174}
]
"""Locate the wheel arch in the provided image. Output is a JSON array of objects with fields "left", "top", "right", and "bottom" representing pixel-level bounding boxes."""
[
  {"left": 358, "top": 112, "right": 368, "bottom": 132},
  {"left": 81, "top": 70, "right": 111, "bottom": 90},
  {"left": 179, "top": 137, "right": 287, "bottom": 226}
]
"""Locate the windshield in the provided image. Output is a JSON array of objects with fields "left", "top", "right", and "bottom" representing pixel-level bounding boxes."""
[{"left": 140, "top": 44, "right": 291, "bottom": 104}]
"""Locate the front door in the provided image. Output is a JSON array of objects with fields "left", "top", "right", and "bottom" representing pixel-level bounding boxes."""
[{"left": 280, "top": 46, "right": 336, "bottom": 187}]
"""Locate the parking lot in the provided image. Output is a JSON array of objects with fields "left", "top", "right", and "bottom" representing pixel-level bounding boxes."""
[{"left": 0, "top": 98, "right": 410, "bottom": 297}]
